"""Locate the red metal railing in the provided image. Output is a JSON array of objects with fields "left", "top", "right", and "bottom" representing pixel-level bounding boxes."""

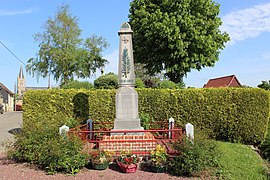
[
  {"left": 89, "top": 121, "right": 171, "bottom": 131},
  {"left": 69, "top": 121, "right": 184, "bottom": 156}
]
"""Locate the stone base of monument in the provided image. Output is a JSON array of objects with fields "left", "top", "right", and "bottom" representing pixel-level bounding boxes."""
[
  {"left": 99, "top": 132, "right": 156, "bottom": 154},
  {"left": 113, "top": 87, "right": 144, "bottom": 132},
  {"left": 111, "top": 121, "right": 144, "bottom": 135}
]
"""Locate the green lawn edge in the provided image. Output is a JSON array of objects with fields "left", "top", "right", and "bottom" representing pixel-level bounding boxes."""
[{"left": 216, "top": 141, "right": 268, "bottom": 180}]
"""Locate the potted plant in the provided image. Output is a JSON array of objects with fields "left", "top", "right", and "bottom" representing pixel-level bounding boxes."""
[
  {"left": 90, "top": 149, "right": 113, "bottom": 170},
  {"left": 149, "top": 145, "right": 168, "bottom": 173},
  {"left": 117, "top": 150, "right": 139, "bottom": 173}
]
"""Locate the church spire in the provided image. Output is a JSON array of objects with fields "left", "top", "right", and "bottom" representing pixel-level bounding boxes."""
[
  {"left": 17, "top": 65, "right": 26, "bottom": 95},
  {"left": 19, "top": 65, "right": 24, "bottom": 79}
]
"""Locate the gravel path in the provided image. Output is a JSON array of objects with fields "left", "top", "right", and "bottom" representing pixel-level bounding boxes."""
[{"left": 0, "top": 152, "right": 197, "bottom": 180}]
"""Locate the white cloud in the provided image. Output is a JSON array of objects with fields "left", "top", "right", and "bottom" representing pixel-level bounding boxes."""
[
  {"left": 103, "top": 49, "right": 119, "bottom": 74},
  {"left": 262, "top": 52, "right": 270, "bottom": 60},
  {"left": 221, "top": 2, "right": 270, "bottom": 45},
  {"left": 0, "top": 8, "right": 36, "bottom": 16}
]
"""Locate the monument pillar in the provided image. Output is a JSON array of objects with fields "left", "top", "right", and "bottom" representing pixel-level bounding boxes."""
[{"left": 112, "top": 22, "right": 143, "bottom": 131}]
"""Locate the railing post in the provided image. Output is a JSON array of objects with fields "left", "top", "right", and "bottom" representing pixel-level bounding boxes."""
[
  {"left": 87, "top": 119, "right": 93, "bottom": 140},
  {"left": 59, "top": 125, "right": 69, "bottom": 136},
  {"left": 185, "top": 123, "right": 194, "bottom": 142},
  {"left": 169, "top": 117, "right": 174, "bottom": 139}
]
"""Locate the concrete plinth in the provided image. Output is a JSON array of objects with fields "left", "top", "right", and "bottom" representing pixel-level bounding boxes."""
[{"left": 113, "top": 86, "right": 143, "bottom": 131}]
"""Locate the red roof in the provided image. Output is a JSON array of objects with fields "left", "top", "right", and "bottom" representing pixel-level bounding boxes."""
[{"left": 203, "top": 75, "right": 241, "bottom": 88}]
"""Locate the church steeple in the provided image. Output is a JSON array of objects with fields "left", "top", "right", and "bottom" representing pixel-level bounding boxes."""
[
  {"left": 17, "top": 65, "right": 26, "bottom": 95},
  {"left": 19, "top": 65, "right": 24, "bottom": 79}
]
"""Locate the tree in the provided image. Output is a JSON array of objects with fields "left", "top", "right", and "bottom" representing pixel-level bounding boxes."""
[
  {"left": 135, "top": 78, "right": 145, "bottom": 88},
  {"left": 129, "top": 0, "right": 230, "bottom": 83},
  {"left": 94, "top": 72, "right": 118, "bottom": 89},
  {"left": 258, "top": 81, "right": 270, "bottom": 90},
  {"left": 26, "top": 4, "right": 109, "bottom": 85},
  {"left": 157, "top": 80, "right": 185, "bottom": 89},
  {"left": 60, "top": 80, "right": 94, "bottom": 89}
]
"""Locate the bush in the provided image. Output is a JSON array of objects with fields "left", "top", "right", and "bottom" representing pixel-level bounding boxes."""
[
  {"left": 168, "top": 135, "right": 220, "bottom": 177},
  {"left": 157, "top": 80, "right": 178, "bottom": 89},
  {"left": 23, "top": 88, "right": 270, "bottom": 144},
  {"left": 137, "top": 88, "right": 269, "bottom": 144},
  {"left": 139, "top": 113, "right": 154, "bottom": 130},
  {"left": 144, "top": 78, "right": 161, "bottom": 88},
  {"left": 61, "top": 80, "right": 94, "bottom": 90},
  {"left": 94, "top": 73, "right": 118, "bottom": 89},
  {"left": 135, "top": 78, "right": 145, "bottom": 88},
  {"left": 8, "top": 127, "right": 89, "bottom": 174},
  {"left": 23, "top": 89, "right": 116, "bottom": 127},
  {"left": 259, "top": 123, "right": 270, "bottom": 160}
]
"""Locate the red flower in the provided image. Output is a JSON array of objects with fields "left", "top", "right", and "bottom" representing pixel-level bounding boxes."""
[{"left": 124, "top": 157, "right": 129, "bottom": 163}]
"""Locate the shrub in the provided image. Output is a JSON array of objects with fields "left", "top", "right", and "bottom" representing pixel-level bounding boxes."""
[
  {"left": 150, "top": 144, "right": 168, "bottom": 167},
  {"left": 168, "top": 135, "right": 220, "bottom": 177},
  {"left": 94, "top": 73, "right": 118, "bottom": 89},
  {"left": 144, "top": 78, "right": 161, "bottom": 88},
  {"left": 23, "top": 88, "right": 270, "bottom": 144},
  {"left": 157, "top": 80, "right": 178, "bottom": 89},
  {"left": 139, "top": 113, "right": 154, "bottom": 130},
  {"left": 135, "top": 78, "right": 145, "bottom": 88},
  {"left": 137, "top": 88, "right": 270, "bottom": 144},
  {"left": 8, "top": 127, "right": 89, "bottom": 174},
  {"left": 61, "top": 80, "right": 94, "bottom": 89},
  {"left": 259, "top": 123, "right": 270, "bottom": 160}
]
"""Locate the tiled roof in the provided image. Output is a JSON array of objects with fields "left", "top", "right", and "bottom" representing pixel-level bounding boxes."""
[
  {"left": 203, "top": 75, "right": 241, "bottom": 88},
  {"left": 0, "top": 83, "right": 14, "bottom": 94},
  {"left": 26, "top": 87, "right": 48, "bottom": 90}
]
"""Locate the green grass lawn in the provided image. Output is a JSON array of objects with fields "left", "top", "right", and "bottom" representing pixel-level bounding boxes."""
[{"left": 216, "top": 141, "right": 268, "bottom": 180}]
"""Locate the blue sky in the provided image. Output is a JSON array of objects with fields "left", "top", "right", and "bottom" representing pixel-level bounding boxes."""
[{"left": 0, "top": 0, "right": 270, "bottom": 91}]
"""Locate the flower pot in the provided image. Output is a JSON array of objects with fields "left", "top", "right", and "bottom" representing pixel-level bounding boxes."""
[
  {"left": 117, "top": 161, "right": 138, "bottom": 173},
  {"left": 150, "top": 165, "right": 166, "bottom": 173},
  {"left": 92, "top": 162, "right": 109, "bottom": 170}
]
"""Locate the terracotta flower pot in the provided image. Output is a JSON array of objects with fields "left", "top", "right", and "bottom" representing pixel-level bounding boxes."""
[{"left": 117, "top": 161, "right": 138, "bottom": 173}]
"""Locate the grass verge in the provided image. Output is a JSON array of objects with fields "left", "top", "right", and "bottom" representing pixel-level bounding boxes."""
[{"left": 216, "top": 141, "right": 268, "bottom": 179}]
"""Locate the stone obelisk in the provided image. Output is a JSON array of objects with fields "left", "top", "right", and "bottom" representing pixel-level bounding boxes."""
[{"left": 112, "top": 22, "right": 144, "bottom": 131}]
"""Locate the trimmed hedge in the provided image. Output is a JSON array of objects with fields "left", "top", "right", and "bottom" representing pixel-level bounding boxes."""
[{"left": 23, "top": 88, "right": 270, "bottom": 144}]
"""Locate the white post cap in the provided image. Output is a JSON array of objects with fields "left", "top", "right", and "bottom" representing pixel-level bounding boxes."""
[{"left": 59, "top": 125, "right": 69, "bottom": 136}]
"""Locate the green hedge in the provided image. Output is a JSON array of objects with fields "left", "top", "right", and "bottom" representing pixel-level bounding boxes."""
[{"left": 23, "top": 88, "right": 270, "bottom": 144}]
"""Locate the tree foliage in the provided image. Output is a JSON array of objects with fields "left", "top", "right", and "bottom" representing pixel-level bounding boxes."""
[
  {"left": 258, "top": 81, "right": 270, "bottom": 90},
  {"left": 60, "top": 80, "right": 94, "bottom": 89},
  {"left": 135, "top": 78, "right": 145, "bottom": 88},
  {"left": 94, "top": 72, "right": 118, "bottom": 89},
  {"left": 157, "top": 80, "right": 185, "bottom": 89},
  {"left": 129, "top": 0, "right": 230, "bottom": 83},
  {"left": 26, "top": 4, "right": 109, "bottom": 85}
]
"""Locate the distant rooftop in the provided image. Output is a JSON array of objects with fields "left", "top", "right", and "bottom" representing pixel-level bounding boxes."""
[
  {"left": 0, "top": 82, "right": 14, "bottom": 94},
  {"left": 203, "top": 75, "right": 242, "bottom": 88},
  {"left": 26, "top": 87, "right": 48, "bottom": 90}
]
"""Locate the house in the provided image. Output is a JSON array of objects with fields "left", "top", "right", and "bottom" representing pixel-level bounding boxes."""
[
  {"left": 0, "top": 83, "right": 15, "bottom": 111},
  {"left": 203, "top": 75, "right": 242, "bottom": 88}
]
